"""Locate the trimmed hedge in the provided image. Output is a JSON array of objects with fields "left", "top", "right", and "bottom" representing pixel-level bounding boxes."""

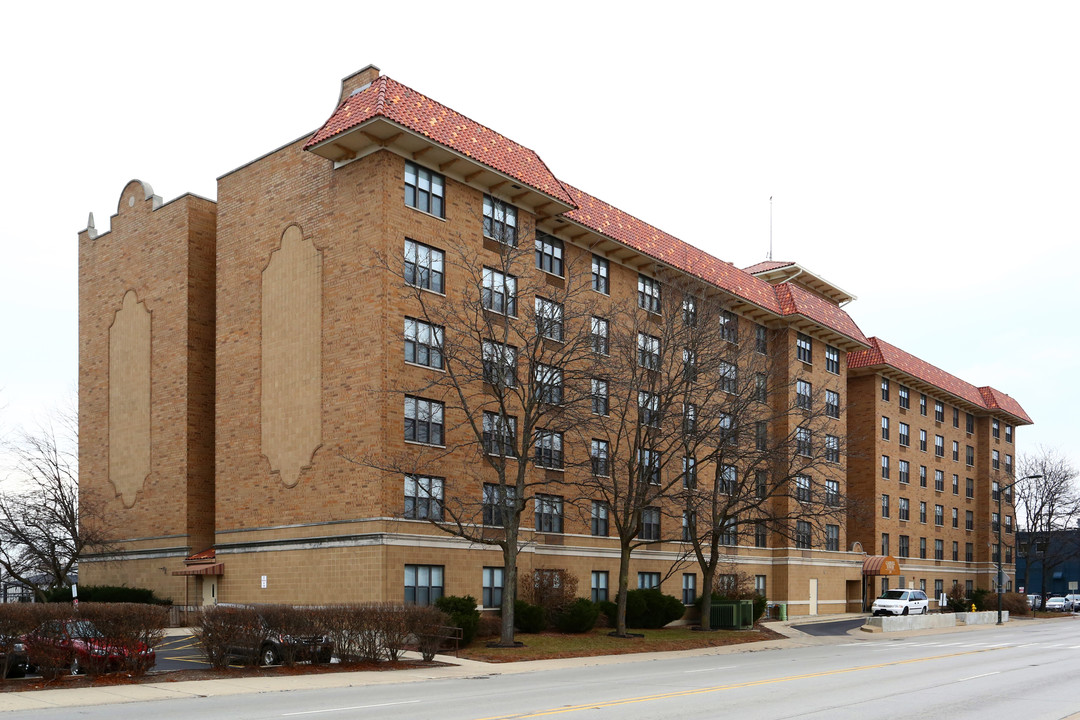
[
  {"left": 44, "top": 585, "right": 169, "bottom": 605},
  {"left": 434, "top": 595, "right": 481, "bottom": 646},
  {"left": 624, "top": 589, "right": 686, "bottom": 629},
  {"left": 514, "top": 600, "right": 546, "bottom": 633},
  {"left": 552, "top": 598, "right": 599, "bottom": 633}
]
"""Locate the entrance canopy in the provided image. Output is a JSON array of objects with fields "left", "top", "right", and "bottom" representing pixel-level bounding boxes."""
[
  {"left": 862, "top": 555, "right": 900, "bottom": 576},
  {"left": 172, "top": 562, "right": 224, "bottom": 576}
]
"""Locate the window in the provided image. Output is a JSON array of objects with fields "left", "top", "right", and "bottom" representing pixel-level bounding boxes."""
[
  {"left": 683, "top": 348, "right": 697, "bottom": 382},
  {"left": 483, "top": 194, "right": 517, "bottom": 243},
  {"left": 992, "top": 449, "right": 1000, "bottom": 469},
  {"left": 638, "top": 332, "right": 661, "bottom": 370},
  {"left": 881, "top": 494, "right": 893, "bottom": 518},
  {"left": 796, "top": 521, "right": 812, "bottom": 549},
  {"left": 825, "top": 479, "right": 840, "bottom": 506},
  {"left": 756, "top": 421, "right": 769, "bottom": 451},
  {"left": 935, "top": 469, "right": 945, "bottom": 492},
  {"left": 934, "top": 435, "right": 944, "bottom": 457},
  {"left": 719, "top": 362, "right": 738, "bottom": 393},
  {"left": 719, "top": 517, "right": 736, "bottom": 546},
  {"left": 919, "top": 429, "right": 927, "bottom": 451},
  {"left": 404, "top": 317, "right": 444, "bottom": 369},
  {"left": 992, "top": 419, "right": 1000, "bottom": 438},
  {"left": 482, "top": 567, "right": 504, "bottom": 609},
  {"left": 755, "top": 373, "right": 768, "bottom": 403},
  {"left": 482, "top": 483, "right": 515, "bottom": 526},
  {"left": 682, "top": 574, "right": 697, "bottom": 605},
  {"left": 966, "top": 477, "right": 974, "bottom": 498},
  {"left": 682, "top": 456, "right": 697, "bottom": 489},
  {"left": 952, "top": 541, "right": 959, "bottom": 561},
  {"left": 965, "top": 510, "right": 973, "bottom": 531},
  {"left": 825, "top": 390, "right": 840, "bottom": 418},
  {"left": 640, "top": 508, "right": 661, "bottom": 541},
  {"left": 683, "top": 403, "right": 698, "bottom": 435},
  {"left": 404, "top": 162, "right": 445, "bottom": 217},
  {"left": 1005, "top": 423, "right": 1013, "bottom": 443},
  {"left": 898, "top": 459, "right": 910, "bottom": 483},
  {"left": 404, "top": 239, "right": 445, "bottom": 293},
  {"left": 796, "top": 427, "right": 812, "bottom": 456},
  {"left": 966, "top": 445, "right": 974, "bottom": 466},
  {"left": 755, "top": 470, "right": 768, "bottom": 500},
  {"left": 638, "top": 274, "right": 661, "bottom": 313},
  {"left": 797, "top": 333, "right": 812, "bottom": 363},
  {"left": 682, "top": 295, "right": 697, "bottom": 326},
  {"left": 966, "top": 413, "right": 975, "bottom": 433},
  {"left": 920, "top": 393, "right": 927, "bottom": 416},
  {"left": 881, "top": 377, "right": 890, "bottom": 401},
  {"left": 639, "top": 448, "right": 661, "bottom": 485},
  {"left": 952, "top": 441, "right": 959, "bottom": 462},
  {"left": 591, "top": 501, "right": 609, "bottom": 536},
  {"left": 919, "top": 537, "right": 927, "bottom": 559},
  {"left": 1005, "top": 454, "right": 1013, "bottom": 476},
  {"left": 683, "top": 511, "right": 696, "bottom": 542},
  {"left": 796, "top": 475, "right": 811, "bottom": 502},
  {"left": 919, "top": 501, "right": 927, "bottom": 523},
  {"left": 591, "top": 255, "right": 609, "bottom": 294},
  {"left": 638, "top": 571, "right": 661, "bottom": 589},
  {"left": 952, "top": 507, "right": 959, "bottom": 528},
  {"left": 934, "top": 504, "right": 944, "bottom": 526},
  {"left": 881, "top": 454, "right": 891, "bottom": 479},
  {"left": 898, "top": 535, "right": 910, "bottom": 557},
  {"left": 934, "top": 539, "right": 944, "bottom": 560},
  {"left": 481, "top": 267, "right": 516, "bottom": 315},
  {"left": 825, "top": 434, "right": 839, "bottom": 463},
  {"left": 934, "top": 400, "right": 944, "bottom": 422},
  {"left": 591, "top": 317, "right": 609, "bottom": 355},
  {"left": 899, "top": 385, "right": 910, "bottom": 409},
  {"left": 482, "top": 340, "right": 517, "bottom": 388},
  {"left": 755, "top": 522, "right": 768, "bottom": 548},
  {"left": 899, "top": 497, "right": 910, "bottom": 521},
  {"left": 591, "top": 378, "right": 609, "bottom": 416},
  {"left": 719, "top": 464, "right": 737, "bottom": 495},
  {"left": 535, "top": 297, "right": 563, "bottom": 341},
  {"left": 535, "top": 494, "right": 564, "bottom": 533},
  {"left": 482, "top": 412, "right": 516, "bottom": 456},
  {"left": 405, "top": 396, "right": 444, "bottom": 446},
  {"left": 591, "top": 571, "right": 609, "bottom": 602},
  {"left": 796, "top": 380, "right": 812, "bottom": 410},
  {"left": 991, "top": 511, "right": 1000, "bottom": 532},
  {"left": 952, "top": 406, "right": 960, "bottom": 428},
  {"left": 919, "top": 465, "right": 927, "bottom": 488},
  {"left": 881, "top": 416, "right": 890, "bottom": 441},
  {"left": 952, "top": 474, "right": 959, "bottom": 494},
  {"left": 535, "top": 232, "right": 564, "bottom": 276},
  {"left": 825, "top": 345, "right": 840, "bottom": 374},
  {"left": 720, "top": 310, "right": 739, "bottom": 343},
  {"left": 881, "top": 533, "right": 890, "bottom": 556},
  {"left": 534, "top": 430, "right": 564, "bottom": 470},
  {"left": 638, "top": 391, "right": 660, "bottom": 427},
  {"left": 534, "top": 363, "right": 563, "bottom": 404},
  {"left": 825, "top": 524, "right": 840, "bottom": 552},
  {"left": 755, "top": 324, "right": 768, "bottom": 354},
  {"left": 1006, "top": 515, "right": 1013, "bottom": 534},
  {"left": 404, "top": 565, "right": 444, "bottom": 606},
  {"left": 404, "top": 475, "right": 444, "bottom": 520},
  {"left": 591, "top": 439, "right": 610, "bottom": 477}
]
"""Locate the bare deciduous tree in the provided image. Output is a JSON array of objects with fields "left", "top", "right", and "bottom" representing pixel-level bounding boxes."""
[{"left": 1013, "top": 448, "right": 1080, "bottom": 604}]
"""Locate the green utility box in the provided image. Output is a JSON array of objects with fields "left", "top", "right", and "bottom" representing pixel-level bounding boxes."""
[{"left": 710, "top": 600, "right": 755, "bottom": 630}]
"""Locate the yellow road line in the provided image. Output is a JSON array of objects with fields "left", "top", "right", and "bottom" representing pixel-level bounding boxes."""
[{"left": 473, "top": 646, "right": 1001, "bottom": 720}]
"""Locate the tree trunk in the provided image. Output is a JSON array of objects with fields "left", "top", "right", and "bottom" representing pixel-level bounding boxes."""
[
  {"left": 498, "top": 532, "right": 518, "bottom": 646},
  {"left": 615, "top": 541, "right": 632, "bottom": 636},
  {"left": 699, "top": 564, "right": 716, "bottom": 630}
]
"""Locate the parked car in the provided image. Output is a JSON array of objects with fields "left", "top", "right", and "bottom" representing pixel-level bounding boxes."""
[
  {"left": 1063, "top": 595, "right": 1080, "bottom": 612},
  {"left": 0, "top": 638, "right": 28, "bottom": 678},
  {"left": 872, "top": 589, "right": 929, "bottom": 616},
  {"left": 1027, "top": 594, "right": 1042, "bottom": 610},
  {"left": 1044, "top": 596, "right": 1069, "bottom": 612},
  {"left": 225, "top": 616, "right": 333, "bottom": 666},
  {"left": 23, "top": 619, "right": 155, "bottom": 675}
]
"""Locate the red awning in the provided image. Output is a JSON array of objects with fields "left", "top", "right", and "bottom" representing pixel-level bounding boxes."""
[
  {"left": 862, "top": 555, "right": 900, "bottom": 576},
  {"left": 172, "top": 563, "right": 224, "bottom": 576}
]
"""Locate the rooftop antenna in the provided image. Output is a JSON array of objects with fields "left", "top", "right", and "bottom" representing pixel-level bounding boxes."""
[{"left": 768, "top": 196, "right": 773, "bottom": 261}]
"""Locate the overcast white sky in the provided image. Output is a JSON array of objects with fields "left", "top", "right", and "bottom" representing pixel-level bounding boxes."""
[{"left": 1, "top": 1, "right": 1076, "bottom": 474}]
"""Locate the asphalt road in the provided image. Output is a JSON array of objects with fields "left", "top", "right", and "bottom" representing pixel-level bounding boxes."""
[
  {"left": 16, "top": 619, "right": 1080, "bottom": 720},
  {"left": 152, "top": 635, "right": 210, "bottom": 672},
  {"left": 792, "top": 618, "right": 866, "bottom": 636}
]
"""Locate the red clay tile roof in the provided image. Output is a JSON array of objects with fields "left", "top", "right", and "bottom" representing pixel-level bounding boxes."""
[
  {"left": 775, "top": 283, "right": 868, "bottom": 345},
  {"left": 849, "top": 338, "right": 1032, "bottom": 424},
  {"left": 185, "top": 548, "right": 216, "bottom": 563},
  {"left": 744, "top": 260, "right": 796, "bottom": 274},
  {"left": 306, "top": 76, "right": 574, "bottom": 206}
]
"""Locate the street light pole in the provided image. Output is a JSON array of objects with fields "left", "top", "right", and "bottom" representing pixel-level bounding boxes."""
[{"left": 998, "top": 473, "right": 1043, "bottom": 625}]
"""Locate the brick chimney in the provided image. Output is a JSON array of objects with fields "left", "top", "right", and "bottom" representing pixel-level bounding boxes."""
[{"left": 339, "top": 65, "right": 381, "bottom": 104}]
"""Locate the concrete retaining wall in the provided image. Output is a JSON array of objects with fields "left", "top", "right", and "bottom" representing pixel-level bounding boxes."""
[
  {"left": 863, "top": 613, "right": 958, "bottom": 632},
  {"left": 955, "top": 611, "right": 1005, "bottom": 625}
]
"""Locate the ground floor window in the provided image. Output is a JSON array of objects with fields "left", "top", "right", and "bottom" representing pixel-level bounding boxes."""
[
  {"left": 591, "top": 571, "right": 609, "bottom": 602},
  {"left": 638, "top": 572, "right": 660, "bottom": 590},
  {"left": 405, "top": 564, "right": 444, "bottom": 606},
  {"left": 755, "top": 575, "right": 766, "bottom": 596},
  {"left": 682, "top": 574, "right": 696, "bottom": 605},
  {"left": 483, "top": 567, "right": 503, "bottom": 609}
]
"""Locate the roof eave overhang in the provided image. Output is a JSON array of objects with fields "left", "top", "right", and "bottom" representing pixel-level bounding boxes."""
[
  {"left": 848, "top": 362, "right": 1029, "bottom": 420},
  {"left": 305, "top": 117, "right": 575, "bottom": 219},
  {"left": 753, "top": 265, "right": 857, "bottom": 305},
  {"left": 782, "top": 314, "right": 870, "bottom": 353}
]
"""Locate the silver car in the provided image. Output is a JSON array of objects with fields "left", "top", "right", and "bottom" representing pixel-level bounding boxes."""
[
  {"left": 872, "top": 589, "right": 929, "bottom": 616},
  {"left": 1045, "top": 596, "right": 1068, "bottom": 611}
]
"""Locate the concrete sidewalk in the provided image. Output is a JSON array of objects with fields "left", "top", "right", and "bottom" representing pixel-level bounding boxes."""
[{"left": 0, "top": 615, "right": 1052, "bottom": 714}]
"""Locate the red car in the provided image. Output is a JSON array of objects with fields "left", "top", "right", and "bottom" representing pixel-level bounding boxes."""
[{"left": 25, "top": 619, "right": 155, "bottom": 675}]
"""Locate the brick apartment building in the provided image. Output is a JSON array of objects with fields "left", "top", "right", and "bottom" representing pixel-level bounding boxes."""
[{"left": 78, "top": 65, "right": 1031, "bottom": 617}]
